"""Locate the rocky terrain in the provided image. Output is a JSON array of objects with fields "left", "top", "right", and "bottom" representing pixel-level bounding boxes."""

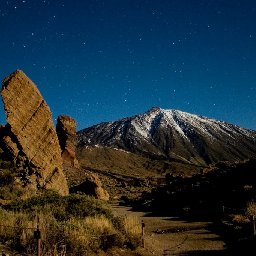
[
  {"left": 0, "top": 70, "right": 68, "bottom": 196},
  {"left": 78, "top": 107, "right": 256, "bottom": 166},
  {"left": 0, "top": 70, "right": 108, "bottom": 200}
]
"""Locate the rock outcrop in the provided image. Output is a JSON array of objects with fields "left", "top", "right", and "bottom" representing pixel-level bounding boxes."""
[
  {"left": 70, "top": 172, "right": 109, "bottom": 201},
  {"left": 1, "top": 70, "right": 68, "bottom": 196},
  {"left": 56, "top": 115, "right": 80, "bottom": 168},
  {"left": 56, "top": 115, "right": 109, "bottom": 200}
]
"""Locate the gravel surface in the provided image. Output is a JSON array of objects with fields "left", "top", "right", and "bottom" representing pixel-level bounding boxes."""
[{"left": 111, "top": 203, "right": 228, "bottom": 256}]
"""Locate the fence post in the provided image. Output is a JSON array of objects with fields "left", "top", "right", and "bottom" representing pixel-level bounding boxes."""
[
  {"left": 141, "top": 220, "right": 145, "bottom": 248},
  {"left": 252, "top": 216, "right": 256, "bottom": 236},
  {"left": 34, "top": 217, "right": 41, "bottom": 256}
]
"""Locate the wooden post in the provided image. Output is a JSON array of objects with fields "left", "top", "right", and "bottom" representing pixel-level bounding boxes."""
[
  {"left": 34, "top": 217, "right": 41, "bottom": 256},
  {"left": 252, "top": 216, "right": 256, "bottom": 236},
  {"left": 141, "top": 220, "right": 145, "bottom": 248}
]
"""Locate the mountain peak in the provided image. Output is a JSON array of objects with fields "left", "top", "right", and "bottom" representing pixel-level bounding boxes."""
[
  {"left": 78, "top": 109, "right": 256, "bottom": 166},
  {"left": 148, "top": 106, "right": 162, "bottom": 113},
  {"left": 146, "top": 107, "right": 191, "bottom": 118}
]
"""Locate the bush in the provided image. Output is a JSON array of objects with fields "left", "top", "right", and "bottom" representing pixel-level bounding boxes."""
[
  {"left": 122, "top": 215, "right": 142, "bottom": 249},
  {"left": 65, "top": 194, "right": 112, "bottom": 219},
  {"left": 0, "top": 169, "right": 23, "bottom": 200},
  {"left": 0, "top": 169, "right": 15, "bottom": 185},
  {"left": 5, "top": 191, "right": 113, "bottom": 220},
  {"left": 246, "top": 201, "right": 256, "bottom": 217},
  {"left": 231, "top": 214, "right": 250, "bottom": 225}
]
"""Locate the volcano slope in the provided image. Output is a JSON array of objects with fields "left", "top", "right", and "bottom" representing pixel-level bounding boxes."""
[{"left": 77, "top": 107, "right": 256, "bottom": 199}]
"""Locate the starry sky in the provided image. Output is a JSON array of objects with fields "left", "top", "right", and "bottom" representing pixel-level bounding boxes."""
[{"left": 0, "top": 0, "right": 256, "bottom": 130}]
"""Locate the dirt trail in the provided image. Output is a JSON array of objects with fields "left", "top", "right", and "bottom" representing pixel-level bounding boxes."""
[{"left": 111, "top": 203, "right": 227, "bottom": 256}]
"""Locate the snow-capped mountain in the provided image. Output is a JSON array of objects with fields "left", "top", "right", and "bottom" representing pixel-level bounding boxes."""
[{"left": 77, "top": 107, "right": 256, "bottom": 165}]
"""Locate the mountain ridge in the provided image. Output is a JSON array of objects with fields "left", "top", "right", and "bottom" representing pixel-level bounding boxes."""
[{"left": 77, "top": 107, "right": 256, "bottom": 166}]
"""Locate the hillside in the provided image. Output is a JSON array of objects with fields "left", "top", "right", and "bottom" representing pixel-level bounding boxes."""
[{"left": 77, "top": 146, "right": 203, "bottom": 199}]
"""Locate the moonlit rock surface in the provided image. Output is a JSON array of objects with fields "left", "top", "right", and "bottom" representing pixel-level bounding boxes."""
[
  {"left": 56, "top": 115, "right": 80, "bottom": 168},
  {"left": 1, "top": 70, "right": 69, "bottom": 195}
]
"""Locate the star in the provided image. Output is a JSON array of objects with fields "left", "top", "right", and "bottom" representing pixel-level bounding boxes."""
[{"left": 0, "top": 0, "right": 255, "bottom": 131}]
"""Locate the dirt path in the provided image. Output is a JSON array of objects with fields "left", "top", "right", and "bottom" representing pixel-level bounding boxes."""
[{"left": 111, "top": 203, "right": 227, "bottom": 256}]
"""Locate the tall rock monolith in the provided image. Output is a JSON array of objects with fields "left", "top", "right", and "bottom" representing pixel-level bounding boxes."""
[
  {"left": 56, "top": 115, "right": 80, "bottom": 168},
  {"left": 1, "top": 70, "right": 68, "bottom": 195}
]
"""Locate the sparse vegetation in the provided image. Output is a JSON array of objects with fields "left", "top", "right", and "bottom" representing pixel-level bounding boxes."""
[
  {"left": 0, "top": 163, "right": 23, "bottom": 201},
  {"left": 246, "top": 201, "right": 256, "bottom": 218},
  {"left": 230, "top": 214, "right": 250, "bottom": 225},
  {"left": 76, "top": 146, "right": 202, "bottom": 200},
  {"left": 0, "top": 191, "right": 142, "bottom": 255},
  {"left": 123, "top": 215, "right": 142, "bottom": 249}
]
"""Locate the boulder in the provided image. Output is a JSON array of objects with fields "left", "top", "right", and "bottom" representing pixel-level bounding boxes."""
[
  {"left": 56, "top": 115, "right": 80, "bottom": 168},
  {"left": 70, "top": 172, "right": 109, "bottom": 201},
  {"left": 1, "top": 70, "right": 68, "bottom": 196}
]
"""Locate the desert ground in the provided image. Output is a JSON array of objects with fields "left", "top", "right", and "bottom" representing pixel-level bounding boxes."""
[{"left": 112, "top": 202, "right": 227, "bottom": 256}]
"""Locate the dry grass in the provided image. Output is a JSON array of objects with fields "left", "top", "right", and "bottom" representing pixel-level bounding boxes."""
[
  {"left": 123, "top": 215, "right": 141, "bottom": 235},
  {"left": 84, "top": 215, "right": 114, "bottom": 233},
  {"left": 0, "top": 208, "right": 142, "bottom": 255},
  {"left": 230, "top": 214, "right": 250, "bottom": 224},
  {"left": 123, "top": 215, "right": 142, "bottom": 248},
  {"left": 246, "top": 201, "right": 256, "bottom": 217}
]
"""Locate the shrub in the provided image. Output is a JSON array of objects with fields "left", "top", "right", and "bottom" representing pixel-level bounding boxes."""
[
  {"left": 0, "top": 169, "right": 22, "bottom": 200},
  {"left": 246, "top": 201, "right": 256, "bottom": 218},
  {"left": 231, "top": 214, "right": 250, "bottom": 224},
  {"left": 65, "top": 194, "right": 113, "bottom": 219},
  {"left": 122, "top": 215, "right": 142, "bottom": 249},
  {"left": 5, "top": 192, "right": 113, "bottom": 220},
  {"left": 0, "top": 169, "right": 15, "bottom": 186}
]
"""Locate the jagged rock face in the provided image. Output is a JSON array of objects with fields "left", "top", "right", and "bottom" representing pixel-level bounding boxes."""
[
  {"left": 1, "top": 70, "right": 68, "bottom": 195},
  {"left": 56, "top": 115, "right": 79, "bottom": 168}
]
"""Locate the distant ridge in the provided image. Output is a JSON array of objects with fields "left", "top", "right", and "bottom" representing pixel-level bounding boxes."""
[{"left": 77, "top": 107, "right": 256, "bottom": 165}]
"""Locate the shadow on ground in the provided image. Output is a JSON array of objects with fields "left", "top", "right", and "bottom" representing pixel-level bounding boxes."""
[{"left": 173, "top": 250, "right": 229, "bottom": 255}]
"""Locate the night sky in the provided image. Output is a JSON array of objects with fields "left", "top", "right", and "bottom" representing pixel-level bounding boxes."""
[{"left": 0, "top": 0, "right": 256, "bottom": 130}]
